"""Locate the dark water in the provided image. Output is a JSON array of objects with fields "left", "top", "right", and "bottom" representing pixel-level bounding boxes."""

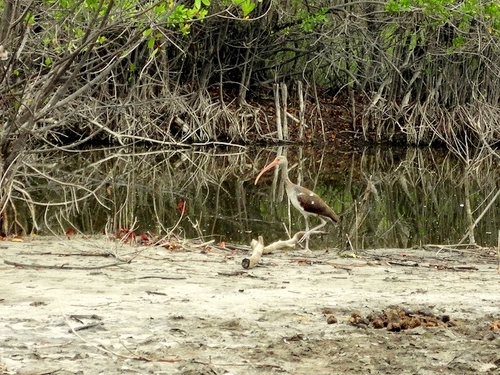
[{"left": 18, "top": 145, "right": 500, "bottom": 250}]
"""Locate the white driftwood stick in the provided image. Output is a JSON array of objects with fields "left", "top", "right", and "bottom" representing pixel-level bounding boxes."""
[
  {"left": 242, "top": 236, "right": 264, "bottom": 269},
  {"left": 262, "top": 231, "right": 307, "bottom": 254},
  {"left": 242, "top": 231, "right": 326, "bottom": 269}
]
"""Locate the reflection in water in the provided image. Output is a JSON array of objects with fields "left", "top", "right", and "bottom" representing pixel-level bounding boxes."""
[{"left": 14, "top": 145, "right": 500, "bottom": 249}]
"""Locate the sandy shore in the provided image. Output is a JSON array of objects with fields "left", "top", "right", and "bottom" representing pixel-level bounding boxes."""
[{"left": 1, "top": 237, "right": 500, "bottom": 374}]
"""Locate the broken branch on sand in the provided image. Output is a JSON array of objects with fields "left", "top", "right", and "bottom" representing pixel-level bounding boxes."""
[
  {"left": 241, "top": 237, "right": 264, "bottom": 269},
  {"left": 242, "top": 231, "right": 317, "bottom": 269}
]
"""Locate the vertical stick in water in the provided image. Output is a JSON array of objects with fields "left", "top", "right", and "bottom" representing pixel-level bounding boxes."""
[
  {"left": 280, "top": 83, "right": 288, "bottom": 140},
  {"left": 298, "top": 81, "right": 305, "bottom": 141},
  {"left": 274, "top": 84, "right": 283, "bottom": 141}
]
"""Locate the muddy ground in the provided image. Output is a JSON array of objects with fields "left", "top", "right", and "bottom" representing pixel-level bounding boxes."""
[{"left": 1, "top": 237, "right": 500, "bottom": 375}]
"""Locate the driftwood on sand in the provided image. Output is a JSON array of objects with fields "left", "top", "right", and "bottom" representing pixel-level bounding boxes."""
[{"left": 241, "top": 231, "right": 310, "bottom": 269}]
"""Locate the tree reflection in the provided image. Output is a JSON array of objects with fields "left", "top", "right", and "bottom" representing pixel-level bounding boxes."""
[{"left": 10, "top": 145, "right": 500, "bottom": 250}]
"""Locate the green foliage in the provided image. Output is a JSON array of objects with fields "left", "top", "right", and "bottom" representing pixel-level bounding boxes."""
[
  {"left": 484, "top": 2, "right": 500, "bottom": 31},
  {"left": 31, "top": 0, "right": 265, "bottom": 63},
  {"left": 296, "top": 7, "right": 328, "bottom": 32},
  {"left": 385, "top": 0, "right": 453, "bottom": 14},
  {"left": 484, "top": 1, "right": 498, "bottom": 17},
  {"left": 195, "top": 0, "right": 211, "bottom": 8},
  {"left": 25, "top": 13, "right": 35, "bottom": 26},
  {"left": 40, "top": 0, "right": 213, "bottom": 39},
  {"left": 385, "top": 0, "right": 500, "bottom": 34},
  {"left": 452, "top": 35, "right": 466, "bottom": 47},
  {"left": 96, "top": 35, "right": 107, "bottom": 44},
  {"left": 166, "top": 4, "right": 209, "bottom": 34},
  {"left": 384, "top": 0, "right": 500, "bottom": 51},
  {"left": 385, "top": 0, "right": 411, "bottom": 12},
  {"left": 233, "top": 0, "right": 259, "bottom": 17}
]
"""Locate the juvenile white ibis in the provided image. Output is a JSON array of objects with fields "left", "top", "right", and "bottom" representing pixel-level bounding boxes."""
[{"left": 254, "top": 155, "right": 340, "bottom": 251}]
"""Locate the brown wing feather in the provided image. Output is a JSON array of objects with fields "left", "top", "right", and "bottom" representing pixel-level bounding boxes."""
[{"left": 296, "top": 188, "right": 340, "bottom": 223}]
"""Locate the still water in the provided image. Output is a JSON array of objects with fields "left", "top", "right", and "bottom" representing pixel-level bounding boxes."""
[{"left": 21, "top": 145, "right": 500, "bottom": 250}]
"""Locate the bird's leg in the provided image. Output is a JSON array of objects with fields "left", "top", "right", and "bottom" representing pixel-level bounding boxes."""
[
  {"left": 308, "top": 218, "right": 328, "bottom": 234},
  {"left": 298, "top": 217, "right": 311, "bottom": 252},
  {"left": 299, "top": 218, "right": 327, "bottom": 252},
  {"left": 299, "top": 216, "right": 311, "bottom": 253}
]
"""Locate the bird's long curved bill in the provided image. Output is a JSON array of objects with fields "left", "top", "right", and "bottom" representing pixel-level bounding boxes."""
[{"left": 254, "top": 158, "right": 280, "bottom": 185}]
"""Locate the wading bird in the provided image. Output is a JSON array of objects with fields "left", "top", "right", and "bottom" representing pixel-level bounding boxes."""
[{"left": 254, "top": 155, "right": 340, "bottom": 251}]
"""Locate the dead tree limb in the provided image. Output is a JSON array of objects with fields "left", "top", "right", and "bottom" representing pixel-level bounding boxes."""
[
  {"left": 241, "top": 231, "right": 312, "bottom": 269},
  {"left": 241, "top": 236, "right": 264, "bottom": 269}
]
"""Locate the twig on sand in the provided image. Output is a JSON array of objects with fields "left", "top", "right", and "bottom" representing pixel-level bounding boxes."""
[
  {"left": 14, "top": 369, "right": 62, "bottom": 375},
  {"left": 193, "top": 359, "right": 282, "bottom": 369},
  {"left": 136, "top": 275, "right": 186, "bottom": 280},
  {"left": 3, "top": 259, "right": 130, "bottom": 270},
  {"left": 69, "top": 322, "right": 104, "bottom": 333},
  {"left": 423, "top": 243, "right": 480, "bottom": 255}
]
